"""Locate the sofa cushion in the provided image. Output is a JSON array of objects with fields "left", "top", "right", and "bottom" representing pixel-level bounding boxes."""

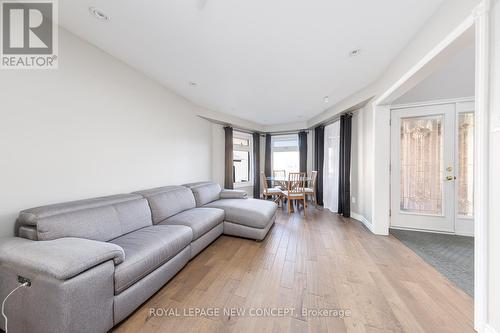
[
  {"left": 219, "top": 190, "right": 248, "bottom": 199},
  {"left": 0, "top": 237, "right": 125, "bottom": 280},
  {"left": 134, "top": 186, "right": 196, "bottom": 224},
  {"left": 189, "top": 183, "right": 222, "bottom": 207},
  {"left": 109, "top": 225, "right": 192, "bottom": 294},
  {"left": 204, "top": 198, "right": 277, "bottom": 229},
  {"left": 18, "top": 194, "right": 143, "bottom": 226},
  {"left": 182, "top": 181, "right": 213, "bottom": 189},
  {"left": 17, "top": 194, "right": 150, "bottom": 241},
  {"left": 161, "top": 208, "right": 224, "bottom": 240},
  {"left": 21, "top": 196, "right": 152, "bottom": 242}
]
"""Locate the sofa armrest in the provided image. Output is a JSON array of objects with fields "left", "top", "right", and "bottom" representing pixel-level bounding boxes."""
[
  {"left": 220, "top": 189, "right": 248, "bottom": 199},
  {"left": 0, "top": 237, "right": 124, "bottom": 280}
]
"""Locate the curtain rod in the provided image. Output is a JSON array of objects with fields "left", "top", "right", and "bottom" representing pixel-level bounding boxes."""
[{"left": 266, "top": 129, "right": 311, "bottom": 136}]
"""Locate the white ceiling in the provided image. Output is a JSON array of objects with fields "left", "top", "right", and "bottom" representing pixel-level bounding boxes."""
[{"left": 59, "top": 0, "right": 444, "bottom": 125}]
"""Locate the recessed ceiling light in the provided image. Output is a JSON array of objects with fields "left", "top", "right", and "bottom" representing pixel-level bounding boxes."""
[
  {"left": 189, "top": 81, "right": 198, "bottom": 87},
  {"left": 323, "top": 96, "right": 329, "bottom": 103},
  {"left": 89, "top": 7, "right": 110, "bottom": 21},
  {"left": 349, "top": 49, "right": 361, "bottom": 57}
]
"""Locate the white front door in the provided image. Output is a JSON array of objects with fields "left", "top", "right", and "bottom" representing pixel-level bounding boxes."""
[
  {"left": 391, "top": 104, "right": 455, "bottom": 232},
  {"left": 390, "top": 101, "right": 475, "bottom": 233}
]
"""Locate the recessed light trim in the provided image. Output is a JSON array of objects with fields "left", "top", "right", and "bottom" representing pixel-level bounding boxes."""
[
  {"left": 89, "top": 7, "right": 110, "bottom": 21},
  {"left": 349, "top": 49, "right": 361, "bottom": 57}
]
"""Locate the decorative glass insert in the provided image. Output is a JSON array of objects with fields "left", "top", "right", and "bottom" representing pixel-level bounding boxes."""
[
  {"left": 400, "top": 115, "right": 443, "bottom": 215},
  {"left": 458, "top": 112, "right": 474, "bottom": 217}
]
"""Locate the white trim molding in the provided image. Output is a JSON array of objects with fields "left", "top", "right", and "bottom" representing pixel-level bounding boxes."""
[
  {"left": 389, "top": 226, "right": 474, "bottom": 238},
  {"left": 473, "top": 0, "right": 490, "bottom": 330},
  {"left": 485, "top": 324, "right": 499, "bottom": 333},
  {"left": 371, "top": 104, "right": 391, "bottom": 235},
  {"left": 351, "top": 212, "right": 373, "bottom": 233},
  {"left": 390, "top": 96, "right": 475, "bottom": 110}
]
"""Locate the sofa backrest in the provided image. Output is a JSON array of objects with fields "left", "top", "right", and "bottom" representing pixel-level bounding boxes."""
[
  {"left": 185, "top": 182, "right": 222, "bottom": 207},
  {"left": 134, "top": 186, "right": 196, "bottom": 224},
  {"left": 17, "top": 194, "right": 152, "bottom": 242}
]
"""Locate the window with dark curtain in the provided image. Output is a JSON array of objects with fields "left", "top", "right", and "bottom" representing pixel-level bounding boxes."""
[
  {"left": 314, "top": 126, "right": 324, "bottom": 206},
  {"left": 298, "top": 131, "right": 308, "bottom": 172},
  {"left": 224, "top": 126, "right": 234, "bottom": 189},
  {"left": 338, "top": 114, "right": 352, "bottom": 217},
  {"left": 253, "top": 132, "right": 261, "bottom": 198},
  {"left": 264, "top": 134, "right": 272, "bottom": 187}
]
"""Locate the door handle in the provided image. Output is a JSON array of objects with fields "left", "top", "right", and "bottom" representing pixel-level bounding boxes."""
[{"left": 445, "top": 176, "right": 456, "bottom": 181}]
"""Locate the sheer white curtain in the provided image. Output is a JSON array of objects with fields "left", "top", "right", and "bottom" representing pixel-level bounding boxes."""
[{"left": 323, "top": 121, "right": 340, "bottom": 213}]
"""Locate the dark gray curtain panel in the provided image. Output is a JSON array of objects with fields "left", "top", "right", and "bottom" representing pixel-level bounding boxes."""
[
  {"left": 264, "top": 134, "right": 272, "bottom": 187},
  {"left": 253, "top": 132, "right": 261, "bottom": 198},
  {"left": 224, "top": 126, "right": 234, "bottom": 189},
  {"left": 298, "top": 131, "right": 308, "bottom": 173},
  {"left": 338, "top": 114, "right": 352, "bottom": 217},
  {"left": 314, "top": 126, "right": 324, "bottom": 206}
]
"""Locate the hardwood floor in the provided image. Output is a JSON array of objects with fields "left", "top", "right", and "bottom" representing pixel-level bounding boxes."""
[{"left": 115, "top": 208, "right": 474, "bottom": 333}]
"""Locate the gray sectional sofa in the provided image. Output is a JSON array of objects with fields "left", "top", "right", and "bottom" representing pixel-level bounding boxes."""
[{"left": 0, "top": 182, "right": 277, "bottom": 333}]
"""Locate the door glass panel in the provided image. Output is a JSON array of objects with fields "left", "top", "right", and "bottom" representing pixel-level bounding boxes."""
[
  {"left": 458, "top": 112, "right": 474, "bottom": 217},
  {"left": 400, "top": 115, "right": 443, "bottom": 215}
]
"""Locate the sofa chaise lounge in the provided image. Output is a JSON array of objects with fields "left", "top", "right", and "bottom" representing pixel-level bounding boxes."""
[{"left": 0, "top": 182, "right": 277, "bottom": 333}]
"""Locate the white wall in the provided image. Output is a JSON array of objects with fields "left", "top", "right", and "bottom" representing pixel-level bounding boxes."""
[
  {"left": 394, "top": 44, "right": 475, "bottom": 104},
  {"left": 350, "top": 106, "right": 374, "bottom": 228},
  {"left": 211, "top": 124, "right": 225, "bottom": 188},
  {"left": 488, "top": 0, "right": 500, "bottom": 330},
  {"left": 0, "top": 28, "right": 213, "bottom": 238}
]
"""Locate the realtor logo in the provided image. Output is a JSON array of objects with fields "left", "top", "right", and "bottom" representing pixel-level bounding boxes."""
[{"left": 1, "top": 0, "right": 58, "bottom": 69}]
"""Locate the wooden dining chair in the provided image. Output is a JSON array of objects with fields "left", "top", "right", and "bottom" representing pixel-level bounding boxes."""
[
  {"left": 272, "top": 170, "right": 287, "bottom": 189},
  {"left": 304, "top": 171, "right": 318, "bottom": 206},
  {"left": 261, "top": 172, "right": 282, "bottom": 205},
  {"left": 282, "top": 172, "right": 307, "bottom": 217}
]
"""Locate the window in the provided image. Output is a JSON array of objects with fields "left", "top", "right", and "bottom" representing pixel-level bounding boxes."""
[
  {"left": 233, "top": 132, "right": 253, "bottom": 186},
  {"left": 272, "top": 134, "right": 299, "bottom": 176}
]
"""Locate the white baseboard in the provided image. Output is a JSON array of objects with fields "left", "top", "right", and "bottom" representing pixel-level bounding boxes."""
[
  {"left": 390, "top": 226, "right": 474, "bottom": 238},
  {"left": 351, "top": 212, "right": 373, "bottom": 232},
  {"left": 485, "top": 324, "right": 498, "bottom": 333}
]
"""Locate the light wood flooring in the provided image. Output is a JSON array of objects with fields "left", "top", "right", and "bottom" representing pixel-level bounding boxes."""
[{"left": 115, "top": 207, "right": 474, "bottom": 333}]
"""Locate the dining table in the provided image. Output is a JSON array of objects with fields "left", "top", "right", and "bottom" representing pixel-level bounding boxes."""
[
  {"left": 265, "top": 176, "right": 312, "bottom": 189},
  {"left": 265, "top": 175, "right": 313, "bottom": 213}
]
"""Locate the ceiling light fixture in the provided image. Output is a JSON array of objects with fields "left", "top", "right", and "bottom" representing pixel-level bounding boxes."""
[
  {"left": 323, "top": 96, "right": 329, "bottom": 103},
  {"left": 349, "top": 49, "right": 361, "bottom": 57},
  {"left": 89, "top": 7, "right": 110, "bottom": 21}
]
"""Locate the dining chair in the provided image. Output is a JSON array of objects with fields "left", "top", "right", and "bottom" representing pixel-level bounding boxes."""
[
  {"left": 261, "top": 172, "right": 282, "bottom": 205},
  {"left": 304, "top": 171, "right": 318, "bottom": 206},
  {"left": 272, "top": 170, "right": 287, "bottom": 189},
  {"left": 282, "top": 172, "right": 307, "bottom": 217}
]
